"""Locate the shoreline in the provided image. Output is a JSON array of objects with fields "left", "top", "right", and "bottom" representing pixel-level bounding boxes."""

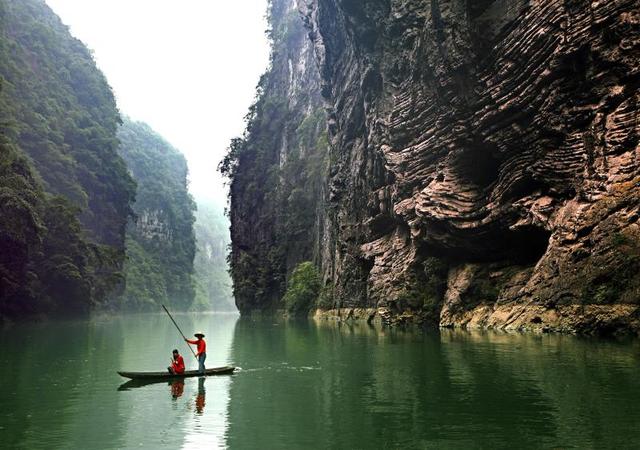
[{"left": 311, "top": 304, "right": 640, "bottom": 337}]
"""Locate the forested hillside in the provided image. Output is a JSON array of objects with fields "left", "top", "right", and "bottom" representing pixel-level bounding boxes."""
[
  {"left": 0, "top": 0, "right": 135, "bottom": 318},
  {"left": 117, "top": 118, "right": 196, "bottom": 311},
  {"left": 192, "top": 199, "right": 234, "bottom": 312}
]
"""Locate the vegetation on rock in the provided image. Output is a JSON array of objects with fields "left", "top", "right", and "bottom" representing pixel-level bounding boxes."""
[
  {"left": 225, "top": 0, "right": 640, "bottom": 335},
  {"left": 0, "top": 0, "right": 134, "bottom": 318},
  {"left": 283, "top": 261, "right": 321, "bottom": 315},
  {"left": 221, "top": 0, "right": 327, "bottom": 314},
  {"left": 0, "top": 0, "right": 135, "bottom": 247},
  {"left": 117, "top": 118, "right": 196, "bottom": 311}
]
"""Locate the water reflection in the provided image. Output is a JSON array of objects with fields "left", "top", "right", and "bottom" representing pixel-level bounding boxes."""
[
  {"left": 2, "top": 314, "right": 639, "bottom": 449},
  {"left": 171, "top": 380, "right": 184, "bottom": 400},
  {"left": 0, "top": 318, "right": 126, "bottom": 449},
  {"left": 225, "top": 318, "right": 640, "bottom": 449},
  {"left": 195, "top": 377, "right": 206, "bottom": 414},
  {"left": 0, "top": 312, "right": 238, "bottom": 449}
]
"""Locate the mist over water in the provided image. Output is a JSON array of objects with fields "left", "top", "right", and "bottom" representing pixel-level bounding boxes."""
[{"left": 1, "top": 314, "right": 639, "bottom": 449}]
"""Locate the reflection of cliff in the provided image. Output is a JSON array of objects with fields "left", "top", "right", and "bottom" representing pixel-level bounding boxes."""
[
  {"left": 114, "top": 314, "right": 195, "bottom": 449},
  {"left": 226, "top": 319, "right": 640, "bottom": 448},
  {"left": 116, "top": 313, "right": 237, "bottom": 449},
  {"left": 0, "top": 314, "right": 238, "bottom": 448},
  {"left": 439, "top": 330, "right": 640, "bottom": 447}
]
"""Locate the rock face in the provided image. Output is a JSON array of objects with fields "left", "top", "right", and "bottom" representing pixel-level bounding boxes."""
[
  {"left": 229, "top": 0, "right": 640, "bottom": 334},
  {"left": 225, "top": 0, "right": 327, "bottom": 313},
  {"left": 135, "top": 209, "right": 173, "bottom": 242}
]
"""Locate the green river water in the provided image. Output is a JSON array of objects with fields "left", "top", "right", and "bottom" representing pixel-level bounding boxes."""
[{"left": 1, "top": 313, "right": 639, "bottom": 449}]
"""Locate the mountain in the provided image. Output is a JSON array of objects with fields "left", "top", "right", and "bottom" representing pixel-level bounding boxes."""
[
  {"left": 0, "top": 0, "right": 135, "bottom": 317},
  {"left": 223, "top": 0, "right": 640, "bottom": 334},
  {"left": 220, "top": 0, "right": 327, "bottom": 313},
  {"left": 192, "top": 198, "right": 234, "bottom": 312},
  {"left": 117, "top": 118, "right": 196, "bottom": 311}
]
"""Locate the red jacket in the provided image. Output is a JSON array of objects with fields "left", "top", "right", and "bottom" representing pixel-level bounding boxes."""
[
  {"left": 186, "top": 338, "right": 206, "bottom": 356},
  {"left": 171, "top": 355, "right": 185, "bottom": 374}
]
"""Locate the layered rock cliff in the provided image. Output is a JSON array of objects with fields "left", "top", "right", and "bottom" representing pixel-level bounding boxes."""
[{"left": 227, "top": 0, "right": 640, "bottom": 334}]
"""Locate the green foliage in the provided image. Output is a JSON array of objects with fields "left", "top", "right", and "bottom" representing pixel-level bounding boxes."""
[
  {"left": 218, "top": 3, "right": 329, "bottom": 312},
  {"left": 0, "top": 141, "right": 45, "bottom": 316},
  {"left": 117, "top": 118, "right": 197, "bottom": 311},
  {"left": 283, "top": 262, "right": 321, "bottom": 315},
  {"left": 221, "top": 96, "right": 327, "bottom": 310},
  {"left": 39, "top": 197, "right": 93, "bottom": 313},
  {"left": 0, "top": 0, "right": 135, "bottom": 247},
  {"left": 0, "top": 0, "right": 135, "bottom": 317},
  {"left": 121, "top": 237, "right": 167, "bottom": 311},
  {"left": 0, "top": 141, "right": 124, "bottom": 317}
]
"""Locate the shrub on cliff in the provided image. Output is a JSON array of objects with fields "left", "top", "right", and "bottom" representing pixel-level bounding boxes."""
[{"left": 283, "top": 262, "right": 321, "bottom": 315}]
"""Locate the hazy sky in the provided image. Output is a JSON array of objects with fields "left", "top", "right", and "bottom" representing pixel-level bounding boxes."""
[{"left": 45, "top": 0, "right": 270, "bottom": 204}]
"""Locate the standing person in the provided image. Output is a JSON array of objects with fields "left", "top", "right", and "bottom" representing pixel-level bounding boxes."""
[
  {"left": 185, "top": 331, "right": 206, "bottom": 374},
  {"left": 167, "top": 349, "right": 185, "bottom": 375}
]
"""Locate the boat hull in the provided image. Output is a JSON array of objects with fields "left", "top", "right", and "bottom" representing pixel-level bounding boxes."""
[{"left": 117, "top": 366, "right": 235, "bottom": 380}]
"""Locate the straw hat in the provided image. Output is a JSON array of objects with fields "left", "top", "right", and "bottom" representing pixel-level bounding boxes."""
[{"left": 194, "top": 331, "right": 205, "bottom": 338}]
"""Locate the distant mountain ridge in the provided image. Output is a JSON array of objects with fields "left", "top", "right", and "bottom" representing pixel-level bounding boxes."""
[
  {"left": 192, "top": 198, "right": 234, "bottom": 312},
  {"left": 0, "top": 1, "right": 229, "bottom": 318}
]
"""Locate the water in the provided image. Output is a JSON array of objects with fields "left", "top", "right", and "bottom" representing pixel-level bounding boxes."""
[{"left": 1, "top": 314, "right": 639, "bottom": 449}]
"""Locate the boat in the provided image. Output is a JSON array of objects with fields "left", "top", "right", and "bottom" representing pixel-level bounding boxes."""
[{"left": 117, "top": 365, "right": 235, "bottom": 380}]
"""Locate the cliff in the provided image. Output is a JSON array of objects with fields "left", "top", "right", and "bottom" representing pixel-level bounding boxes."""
[
  {"left": 117, "top": 118, "right": 197, "bottom": 311},
  {"left": 228, "top": 0, "right": 640, "bottom": 334},
  {"left": 222, "top": 0, "right": 327, "bottom": 313}
]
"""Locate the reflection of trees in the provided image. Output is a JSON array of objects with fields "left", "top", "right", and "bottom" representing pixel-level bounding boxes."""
[
  {"left": 0, "top": 319, "right": 125, "bottom": 449},
  {"left": 0, "top": 313, "right": 239, "bottom": 448},
  {"left": 118, "top": 313, "right": 236, "bottom": 448},
  {"left": 227, "top": 319, "right": 640, "bottom": 448}
]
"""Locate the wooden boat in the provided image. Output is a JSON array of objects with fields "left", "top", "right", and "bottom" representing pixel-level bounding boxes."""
[{"left": 118, "top": 365, "right": 235, "bottom": 380}]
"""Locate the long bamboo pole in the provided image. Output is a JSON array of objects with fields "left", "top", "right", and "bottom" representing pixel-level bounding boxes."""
[{"left": 162, "top": 304, "right": 197, "bottom": 360}]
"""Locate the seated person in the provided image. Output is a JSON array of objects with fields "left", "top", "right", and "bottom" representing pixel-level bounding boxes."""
[{"left": 167, "top": 349, "right": 185, "bottom": 374}]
